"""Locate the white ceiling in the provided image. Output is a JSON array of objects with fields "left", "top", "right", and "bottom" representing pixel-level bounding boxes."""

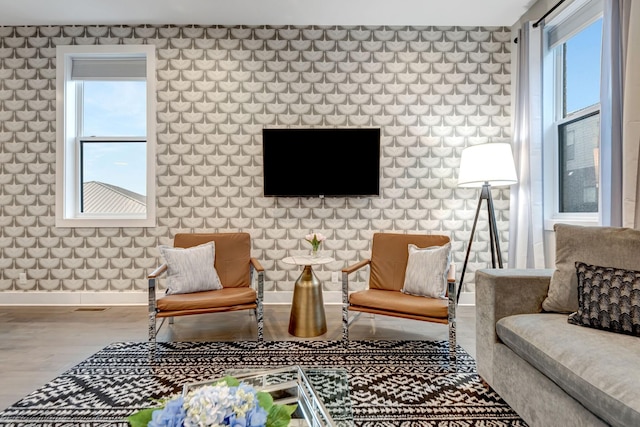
[{"left": 0, "top": 0, "right": 532, "bottom": 27}]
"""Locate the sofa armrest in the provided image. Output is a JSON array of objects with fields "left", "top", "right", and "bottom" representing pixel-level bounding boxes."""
[
  {"left": 475, "top": 268, "right": 553, "bottom": 384},
  {"left": 476, "top": 268, "right": 552, "bottom": 319}
]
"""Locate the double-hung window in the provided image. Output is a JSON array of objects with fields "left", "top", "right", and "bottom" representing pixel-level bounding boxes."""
[
  {"left": 543, "top": 0, "right": 603, "bottom": 226},
  {"left": 56, "top": 45, "right": 156, "bottom": 227}
]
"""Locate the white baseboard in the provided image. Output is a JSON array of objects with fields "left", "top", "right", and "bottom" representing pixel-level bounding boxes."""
[
  {"left": 0, "top": 291, "right": 476, "bottom": 306},
  {"left": 0, "top": 292, "right": 148, "bottom": 306}
]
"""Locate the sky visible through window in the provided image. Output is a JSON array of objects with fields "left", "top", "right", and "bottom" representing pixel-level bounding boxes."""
[
  {"left": 82, "top": 80, "right": 147, "bottom": 196},
  {"left": 558, "top": 17, "right": 602, "bottom": 214},
  {"left": 565, "top": 18, "right": 602, "bottom": 115}
]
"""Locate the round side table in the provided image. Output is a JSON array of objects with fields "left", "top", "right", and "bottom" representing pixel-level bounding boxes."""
[{"left": 282, "top": 255, "right": 334, "bottom": 338}]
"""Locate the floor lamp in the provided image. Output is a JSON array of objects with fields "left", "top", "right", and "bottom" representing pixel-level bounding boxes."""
[{"left": 456, "top": 143, "right": 518, "bottom": 303}]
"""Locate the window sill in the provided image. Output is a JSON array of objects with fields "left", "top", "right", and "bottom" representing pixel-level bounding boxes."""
[{"left": 55, "top": 216, "right": 155, "bottom": 228}]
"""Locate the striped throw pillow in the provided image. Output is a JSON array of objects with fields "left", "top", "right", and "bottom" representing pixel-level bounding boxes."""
[
  {"left": 401, "top": 242, "right": 451, "bottom": 298},
  {"left": 158, "top": 242, "right": 223, "bottom": 295}
]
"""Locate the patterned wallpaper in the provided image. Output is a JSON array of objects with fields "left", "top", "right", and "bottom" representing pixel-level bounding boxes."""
[{"left": 0, "top": 25, "right": 512, "bottom": 299}]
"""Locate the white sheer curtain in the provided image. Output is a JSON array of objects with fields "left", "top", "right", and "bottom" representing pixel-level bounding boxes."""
[
  {"left": 621, "top": 1, "right": 640, "bottom": 229},
  {"left": 508, "top": 22, "right": 546, "bottom": 269},
  {"left": 600, "top": 0, "right": 624, "bottom": 226}
]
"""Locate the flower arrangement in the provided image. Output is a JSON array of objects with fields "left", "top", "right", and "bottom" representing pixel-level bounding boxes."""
[
  {"left": 128, "top": 376, "right": 297, "bottom": 427},
  {"left": 305, "top": 232, "right": 326, "bottom": 253}
]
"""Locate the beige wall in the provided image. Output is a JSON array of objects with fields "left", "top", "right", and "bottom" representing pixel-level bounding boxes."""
[{"left": 0, "top": 25, "right": 512, "bottom": 303}]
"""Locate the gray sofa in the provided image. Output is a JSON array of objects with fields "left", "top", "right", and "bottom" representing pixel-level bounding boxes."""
[{"left": 476, "top": 225, "right": 640, "bottom": 427}]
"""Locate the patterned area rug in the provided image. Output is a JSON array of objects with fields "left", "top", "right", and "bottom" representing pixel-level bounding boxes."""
[{"left": 0, "top": 340, "right": 527, "bottom": 426}]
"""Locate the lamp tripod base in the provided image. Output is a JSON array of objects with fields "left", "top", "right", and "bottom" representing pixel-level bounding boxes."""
[{"left": 457, "top": 183, "right": 503, "bottom": 302}]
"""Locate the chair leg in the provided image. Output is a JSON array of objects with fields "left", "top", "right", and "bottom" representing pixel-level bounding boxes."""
[
  {"left": 342, "top": 305, "right": 349, "bottom": 341},
  {"left": 148, "top": 310, "right": 157, "bottom": 357},
  {"left": 342, "top": 272, "right": 349, "bottom": 342},
  {"left": 256, "top": 304, "right": 264, "bottom": 343},
  {"left": 148, "top": 277, "right": 158, "bottom": 358},
  {"left": 448, "top": 280, "right": 457, "bottom": 372},
  {"left": 448, "top": 319, "right": 457, "bottom": 372},
  {"left": 254, "top": 266, "right": 264, "bottom": 343}
]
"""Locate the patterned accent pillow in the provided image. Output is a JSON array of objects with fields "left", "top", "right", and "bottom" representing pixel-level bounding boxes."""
[
  {"left": 158, "top": 242, "right": 223, "bottom": 295},
  {"left": 401, "top": 242, "right": 451, "bottom": 298},
  {"left": 568, "top": 262, "right": 640, "bottom": 336}
]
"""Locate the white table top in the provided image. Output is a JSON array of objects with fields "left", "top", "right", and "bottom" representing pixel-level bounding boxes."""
[{"left": 282, "top": 255, "right": 335, "bottom": 266}]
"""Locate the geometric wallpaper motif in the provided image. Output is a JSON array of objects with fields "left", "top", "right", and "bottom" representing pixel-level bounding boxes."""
[{"left": 0, "top": 25, "right": 511, "bottom": 296}]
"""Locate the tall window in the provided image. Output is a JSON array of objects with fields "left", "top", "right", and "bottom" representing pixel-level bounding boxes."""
[
  {"left": 543, "top": 0, "right": 603, "bottom": 224},
  {"left": 56, "top": 45, "right": 156, "bottom": 227}
]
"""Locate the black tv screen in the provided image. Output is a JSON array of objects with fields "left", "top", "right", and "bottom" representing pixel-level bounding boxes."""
[{"left": 262, "top": 128, "right": 380, "bottom": 197}]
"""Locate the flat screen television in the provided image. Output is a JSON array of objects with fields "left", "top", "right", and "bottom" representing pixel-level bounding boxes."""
[{"left": 262, "top": 128, "right": 380, "bottom": 197}]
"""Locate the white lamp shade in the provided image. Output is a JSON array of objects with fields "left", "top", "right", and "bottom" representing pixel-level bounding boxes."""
[{"left": 457, "top": 143, "right": 518, "bottom": 188}]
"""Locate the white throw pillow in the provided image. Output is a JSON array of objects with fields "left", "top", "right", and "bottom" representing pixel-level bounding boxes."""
[
  {"left": 401, "top": 242, "right": 451, "bottom": 298},
  {"left": 158, "top": 242, "right": 223, "bottom": 295}
]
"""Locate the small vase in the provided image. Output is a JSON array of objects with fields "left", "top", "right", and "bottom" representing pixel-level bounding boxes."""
[{"left": 311, "top": 248, "right": 319, "bottom": 258}]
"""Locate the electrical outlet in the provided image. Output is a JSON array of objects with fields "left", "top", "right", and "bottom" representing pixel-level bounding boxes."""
[
  {"left": 332, "top": 272, "right": 340, "bottom": 283},
  {"left": 19, "top": 273, "right": 27, "bottom": 284}
]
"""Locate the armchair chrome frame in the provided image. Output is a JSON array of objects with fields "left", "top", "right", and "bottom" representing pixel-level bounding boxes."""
[
  {"left": 148, "top": 256, "right": 264, "bottom": 354},
  {"left": 341, "top": 260, "right": 457, "bottom": 370}
]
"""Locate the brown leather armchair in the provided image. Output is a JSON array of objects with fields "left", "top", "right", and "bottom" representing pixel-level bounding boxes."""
[
  {"left": 148, "top": 233, "right": 264, "bottom": 350},
  {"left": 342, "top": 232, "right": 457, "bottom": 369}
]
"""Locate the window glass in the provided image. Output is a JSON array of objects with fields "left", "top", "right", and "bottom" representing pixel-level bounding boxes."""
[
  {"left": 82, "top": 81, "right": 147, "bottom": 137},
  {"left": 81, "top": 141, "right": 147, "bottom": 215},
  {"left": 542, "top": 0, "right": 603, "bottom": 224},
  {"left": 559, "top": 112, "right": 600, "bottom": 212},
  {"left": 563, "top": 18, "right": 602, "bottom": 117},
  {"left": 80, "top": 80, "right": 147, "bottom": 214}
]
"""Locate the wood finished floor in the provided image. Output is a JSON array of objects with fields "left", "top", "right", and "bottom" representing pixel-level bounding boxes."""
[{"left": 0, "top": 304, "right": 476, "bottom": 411}]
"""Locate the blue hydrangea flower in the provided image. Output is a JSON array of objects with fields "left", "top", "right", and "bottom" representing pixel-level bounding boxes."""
[
  {"left": 246, "top": 404, "right": 268, "bottom": 427},
  {"left": 183, "top": 382, "right": 269, "bottom": 427},
  {"left": 149, "top": 396, "right": 186, "bottom": 427},
  {"left": 226, "top": 412, "right": 246, "bottom": 427}
]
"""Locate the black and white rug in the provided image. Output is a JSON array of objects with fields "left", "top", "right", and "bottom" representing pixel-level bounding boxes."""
[{"left": 0, "top": 340, "right": 527, "bottom": 426}]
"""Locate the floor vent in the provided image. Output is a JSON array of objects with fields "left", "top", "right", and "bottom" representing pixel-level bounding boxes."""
[{"left": 74, "top": 307, "right": 108, "bottom": 312}]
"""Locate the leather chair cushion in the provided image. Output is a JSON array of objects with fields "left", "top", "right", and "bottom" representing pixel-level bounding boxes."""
[
  {"left": 369, "top": 233, "right": 450, "bottom": 292},
  {"left": 157, "top": 287, "right": 257, "bottom": 312},
  {"left": 349, "top": 288, "right": 448, "bottom": 319},
  {"left": 173, "top": 233, "right": 251, "bottom": 288}
]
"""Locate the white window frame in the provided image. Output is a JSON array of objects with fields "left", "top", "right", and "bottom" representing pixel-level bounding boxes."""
[
  {"left": 56, "top": 45, "right": 156, "bottom": 228},
  {"left": 542, "top": 0, "right": 603, "bottom": 230}
]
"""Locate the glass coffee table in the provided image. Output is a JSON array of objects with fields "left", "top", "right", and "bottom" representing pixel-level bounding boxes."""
[{"left": 183, "top": 365, "right": 353, "bottom": 427}]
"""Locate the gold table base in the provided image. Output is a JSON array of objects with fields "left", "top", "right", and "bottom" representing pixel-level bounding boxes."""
[{"left": 288, "top": 265, "right": 327, "bottom": 337}]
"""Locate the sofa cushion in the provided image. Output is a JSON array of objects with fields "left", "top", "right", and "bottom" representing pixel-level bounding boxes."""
[
  {"left": 568, "top": 262, "right": 640, "bottom": 336},
  {"left": 543, "top": 224, "right": 640, "bottom": 313},
  {"left": 496, "top": 313, "right": 640, "bottom": 427}
]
